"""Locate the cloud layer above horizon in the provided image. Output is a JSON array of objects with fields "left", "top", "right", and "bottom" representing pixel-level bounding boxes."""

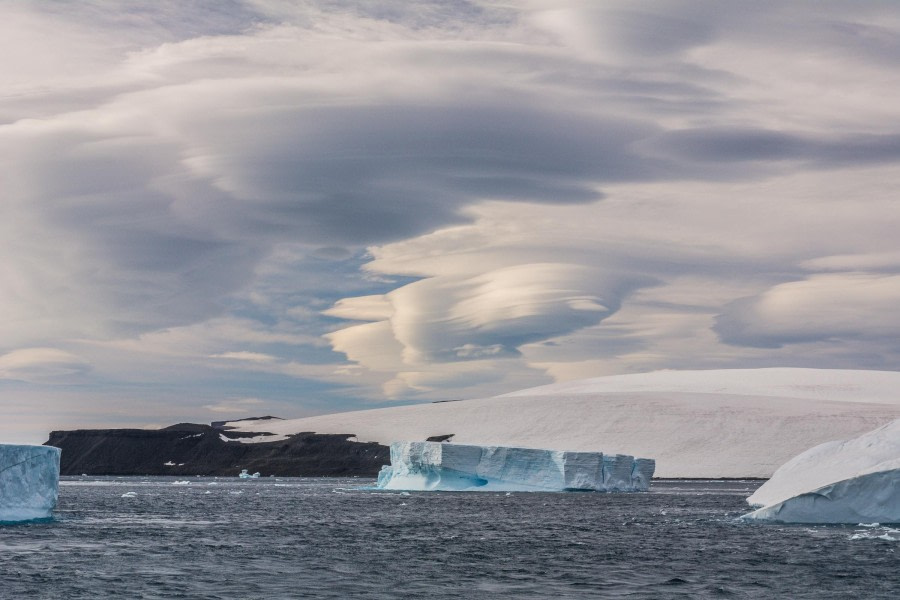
[{"left": 3, "top": 0, "right": 900, "bottom": 442}]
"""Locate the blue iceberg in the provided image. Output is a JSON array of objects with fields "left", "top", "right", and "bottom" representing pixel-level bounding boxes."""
[
  {"left": 376, "top": 441, "right": 654, "bottom": 492},
  {"left": 0, "top": 444, "right": 61, "bottom": 523}
]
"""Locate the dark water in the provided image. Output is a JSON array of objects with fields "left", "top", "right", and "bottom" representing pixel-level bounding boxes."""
[{"left": 1, "top": 478, "right": 898, "bottom": 599}]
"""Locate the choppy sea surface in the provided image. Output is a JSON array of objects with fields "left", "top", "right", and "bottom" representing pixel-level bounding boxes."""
[{"left": 1, "top": 477, "right": 898, "bottom": 599}]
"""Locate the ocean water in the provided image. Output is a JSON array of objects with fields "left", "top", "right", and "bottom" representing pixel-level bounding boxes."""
[{"left": 1, "top": 478, "right": 898, "bottom": 599}]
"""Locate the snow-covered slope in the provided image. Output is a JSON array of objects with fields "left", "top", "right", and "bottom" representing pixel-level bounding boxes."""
[
  {"left": 501, "top": 368, "right": 900, "bottom": 404},
  {"left": 743, "top": 419, "right": 900, "bottom": 523},
  {"left": 228, "top": 369, "right": 900, "bottom": 478}
]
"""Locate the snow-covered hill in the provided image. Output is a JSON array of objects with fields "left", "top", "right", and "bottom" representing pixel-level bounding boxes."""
[{"left": 228, "top": 369, "right": 900, "bottom": 478}]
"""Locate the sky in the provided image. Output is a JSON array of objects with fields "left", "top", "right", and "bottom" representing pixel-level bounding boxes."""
[{"left": 3, "top": 0, "right": 900, "bottom": 443}]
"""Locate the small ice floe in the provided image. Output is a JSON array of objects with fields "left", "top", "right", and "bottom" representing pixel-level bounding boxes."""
[
  {"left": 121, "top": 492, "right": 137, "bottom": 498},
  {"left": 849, "top": 526, "right": 900, "bottom": 542},
  {"left": 172, "top": 480, "right": 191, "bottom": 485},
  {"left": 238, "top": 469, "right": 261, "bottom": 479}
]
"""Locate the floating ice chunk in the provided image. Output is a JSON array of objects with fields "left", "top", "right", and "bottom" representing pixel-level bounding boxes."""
[
  {"left": 121, "top": 492, "right": 137, "bottom": 498},
  {"left": 375, "top": 441, "right": 654, "bottom": 492},
  {"left": 743, "top": 419, "right": 900, "bottom": 524},
  {"left": 172, "top": 480, "right": 191, "bottom": 485},
  {"left": 0, "top": 444, "right": 61, "bottom": 523}
]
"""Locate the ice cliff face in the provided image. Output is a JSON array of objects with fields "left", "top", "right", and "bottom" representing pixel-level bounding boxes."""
[
  {"left": 0, "top": 444, "right": 61, "bottom": 523},
  {"left": 376, "top": 441, "right": 654, "bottom": 492},
  {"left": 743, "top": 419, "right": 900, "bottom": 524}
]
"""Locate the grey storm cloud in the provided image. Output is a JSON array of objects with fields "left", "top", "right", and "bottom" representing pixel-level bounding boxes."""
[
  {"left": 0, "top": 120, "right": 265, "bottom": 341},
  {"left": 646, "top": 128, "right": 900, "bottom": 167},
  {"left": 176, "top": 103, "right": 659, "bottom": 244}
]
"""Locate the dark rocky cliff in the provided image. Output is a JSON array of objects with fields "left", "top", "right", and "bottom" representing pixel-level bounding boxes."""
[{"left": 44, "top": 424, "right": 390, "bottom": 477}]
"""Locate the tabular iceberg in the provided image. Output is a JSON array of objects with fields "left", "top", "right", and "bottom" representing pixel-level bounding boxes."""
[
  {"left": 0, "top": 444, "right": 61, "bottom": 523},
  {"left": 742, "top": 419, "right": 900, "bottom": 524},
  {"left": 376, "top": 441, "right": 654, "bottom": 492}
]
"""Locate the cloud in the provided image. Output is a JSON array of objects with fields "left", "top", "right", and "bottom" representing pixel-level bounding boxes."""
[
  {"left": 800, "top": 252, "right": 900, "bottom": 273},
  {"left": 715, "top": 273, "right": 900, "bottom": 349},
  {"left": 210, "top": 351, "right": 278, "bottom": 363},
  {"left": 643, "top": 128, "right": 900, "bottom": 168},
  {"left": 6, "top": 0, "right": 898, "bottom": 359},
  {"left": 3, "top": 1, "right": 900, "bottom": 442},
  {"left": 324, "top": 295, "right": 394, "bottom": 322},
  {"left": 202, "top": 397, "right": 265, "bottom": 414},
  {"left": 328, "top": 261, "right": 654, "bottom": 366},
  {"left": 0, "top": 348, "right": 91, "bottom": 383}
]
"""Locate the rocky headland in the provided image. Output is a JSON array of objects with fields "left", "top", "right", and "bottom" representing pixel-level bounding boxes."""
[{"left": 44, "top": 421, "right": 389, "bottom": 477}]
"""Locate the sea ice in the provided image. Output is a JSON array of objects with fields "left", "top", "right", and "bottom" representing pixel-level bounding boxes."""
[
  {"left": 375, "top": 441, "right": 654, "bottom": 492},
  {"left": 743, "top": 419, "right": 900, "bottom": 524},
  {"left": 0, "top": 444, "right": 61, "bottom": 523}
]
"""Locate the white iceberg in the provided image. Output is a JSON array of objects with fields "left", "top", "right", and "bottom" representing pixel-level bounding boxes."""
[
  {"left": 0, "top": 444, "right": 61, "bottom": 523},
  {"left": 375, "top": 441, "right": 654, "bottom": 492},
  {"left": 743, "top": 419, "right": 900, "bottom": 524}
]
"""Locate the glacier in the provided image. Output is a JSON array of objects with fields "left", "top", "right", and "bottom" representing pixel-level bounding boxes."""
[
  {"left": 375, "top": 441, "right": 655, "bottom": 492},
  {"left": 227, "top": 368, "right": 900, "bottom": 478},
  {"left": 0, "top": 444, "right": 61, "bottom": 523},
  {"left": 742, "top": 419, "right": 900, "bottom": 524}
]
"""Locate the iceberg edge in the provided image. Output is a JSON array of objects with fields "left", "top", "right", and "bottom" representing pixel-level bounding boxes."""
[
  {"left": 742, "top": 467, "right": 900, "bottom": 524},
  {"left": 0, "top": 444, "right": 61, "bottom": 523}
]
